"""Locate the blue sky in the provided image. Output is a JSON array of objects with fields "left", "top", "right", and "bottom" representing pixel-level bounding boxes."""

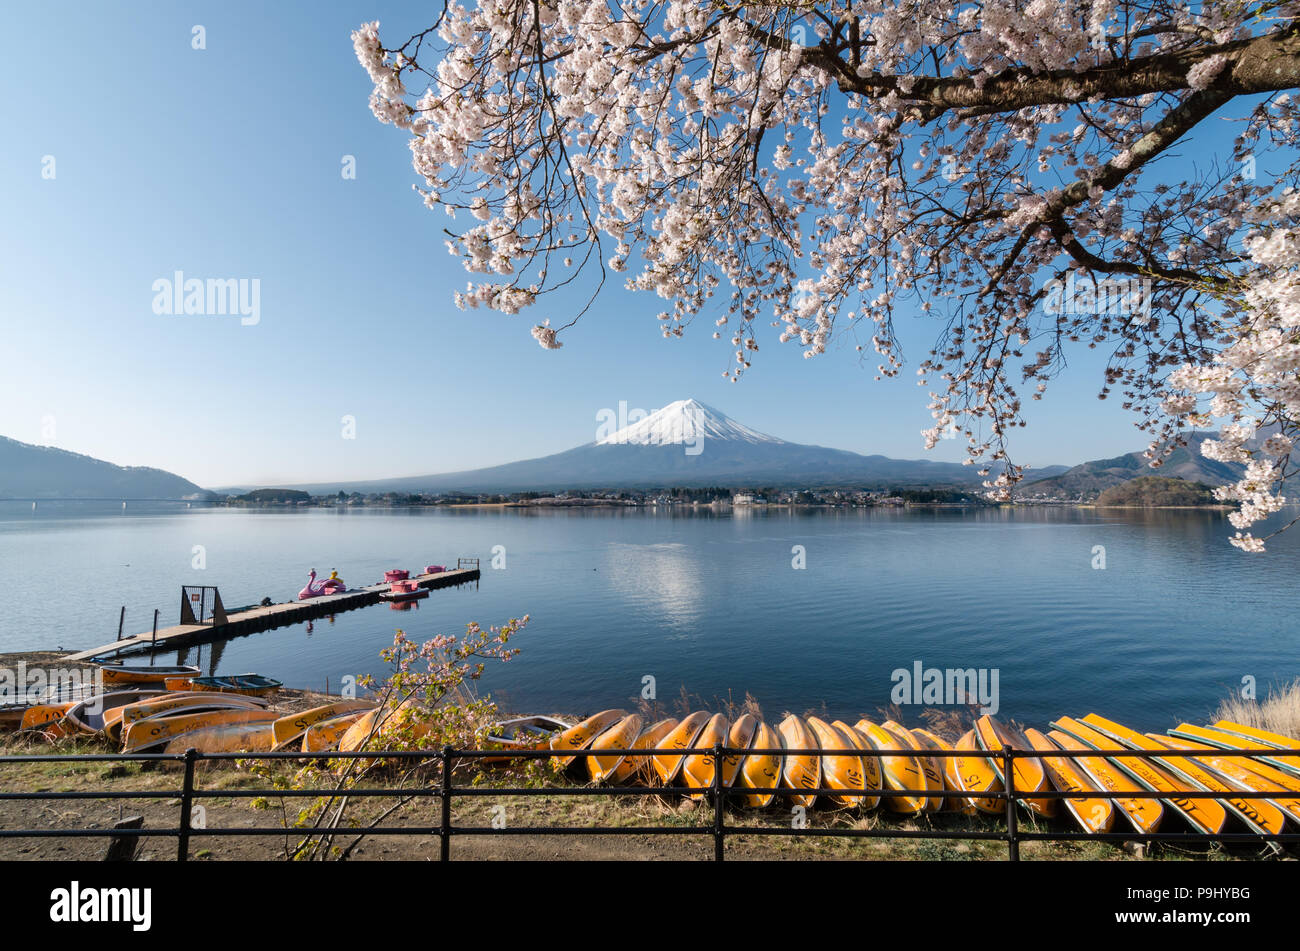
[{"left": 0, "top": 2, "right": 1227, "bottom": 489}]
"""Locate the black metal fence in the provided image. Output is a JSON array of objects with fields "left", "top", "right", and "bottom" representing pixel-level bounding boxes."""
[{"left": 1, "top": 745, "right": 1298, "bottom": 861}]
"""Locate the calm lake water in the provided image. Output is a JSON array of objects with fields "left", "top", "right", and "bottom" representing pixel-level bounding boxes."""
[{"left": 0, "top": 502, "right": 1295, "bottom": 733}]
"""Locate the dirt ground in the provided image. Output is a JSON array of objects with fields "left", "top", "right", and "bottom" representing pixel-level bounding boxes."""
[{"left": 1, "top": 749, "right": 1279, "bottom": 863}]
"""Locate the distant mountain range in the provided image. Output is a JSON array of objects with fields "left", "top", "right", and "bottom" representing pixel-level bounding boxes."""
[
  {"left": 1019, "top": 431, "right": 1242, "bottom": 499},
  {"left": 0, "top": 400, "right": 1244, "bottom": 500},
  {"left": 0, "top": 436, "right": 206, "bottom": 500},
  {"left": 286, "top": 399, "right": 1067, "bottom": 494}
]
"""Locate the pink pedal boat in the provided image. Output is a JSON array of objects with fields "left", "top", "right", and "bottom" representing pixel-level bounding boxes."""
[{"left": 380, "top": 579, "right": 428, "bottom": 603}]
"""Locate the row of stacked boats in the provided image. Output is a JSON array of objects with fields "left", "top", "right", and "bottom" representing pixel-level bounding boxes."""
[
  {"left": 6, "top": 672, "right": 1299, "bottom": 842},
  {"left": 520, "top": 709, "right": 1300, "bottom": 838}
]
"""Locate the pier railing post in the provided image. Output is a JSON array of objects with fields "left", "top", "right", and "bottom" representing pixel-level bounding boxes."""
[
  {"left": 440, "top": 746, "right": 453, "bottom": 862},
  {"left": 713, "top": 743, "right": 725, "bottom": 862},
  {"left": 177, "top": 748, "right": 198, "bottom": 862},
  {"left": 1003, "top": 746, "right": 1018, "bottom": 861}
]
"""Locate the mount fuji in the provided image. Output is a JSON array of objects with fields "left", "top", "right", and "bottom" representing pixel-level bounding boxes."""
[{"left": 292, "top": 399, "right": 1050, "bottom": 494}]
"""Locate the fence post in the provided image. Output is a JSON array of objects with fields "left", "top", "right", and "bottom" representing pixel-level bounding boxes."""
[
  {"left": 177, "top": 748, "right": 197, "bottom": 862},
  {"left": 440, "top": 745, "right": 452, "bottom": 862},
  {"left": 713, "top": 743, "right": 725, "bottom": 862},
  {"left": 1003, "top": 746, "right": 1018, "bottom": 862}
]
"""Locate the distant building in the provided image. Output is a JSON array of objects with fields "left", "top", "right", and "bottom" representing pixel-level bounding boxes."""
[{"left": 732, "top": 493, "right": 754, "bottom": 505}]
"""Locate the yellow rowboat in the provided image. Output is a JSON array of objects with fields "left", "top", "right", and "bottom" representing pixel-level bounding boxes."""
[
  {"left": 682, "top": 713, "right": 731, "bottom": 799},
  {"left": 1168, "top": 723, "right": 1300, "bottom": 778},
  {"left": 882, "top": 720, "right": 943, "bottom": 812},
  {"left": 721, "top": 714, "right": 760, "bottom": 791},
  {"left": 60, "top": 689, "right": 165, "bottom": 735},
  {"left": 651, "top": 711, "right": 710, "bottom": 785},
  {"left": 19, "top": 702, "right": 75, "bottom": 737},
  {"left": 1023, "top": 728, "right": 1114, "bottom": 834},
  {"left": 20, "top": 703, "right": 73, "bottom": 729},
  {"left": 123, "top": 708, "right": 279, "bottom": 754},
  {"left": 910, "top": 728, "right": 965, "bottom": 813},
  {"left": 271, "top": 700, "right": 378, "bottom": 750},
  {"left": 1156, "top": 734, "right": 1300, "bottom": 825},
  {"left": 1062, "top": 716, "right": 1228, "bottom": 834},
  {"left": 1109, "top": 730, "right": 1287, "bottom": 839},
  {"left": 302, "top": 711, "right": 368, "bottom": 752},
  {"left": 1046, "top": 729, "right": 1163, "bottom": 833},
  {"left": 1062, "top": 716, "right": 1227, "bottom": 836},
  {"left": 736, "top": 720, "right": 783, "bottom": 808},
  {"left": 587, "top": 713, "right": 645, "bottom": 784},
  {"left": 109, "top": 692, "right": 269, "bottom": 742},
  {"left": 609, "top": 717, "right": 679, "bottom": 785},
  {"left": 855, "top": 719, "right": 924, "bottom": 814},
  {"left": 338, "top": 696, "right": 433, "bottom": 753},
  {"left": 805, "top": 717, "right": 868, "bottom": 809},
  {"left": 549, "top": 709, "right": 628, "bottom": 771},
  {"left": 952, "top": 729, "right": 1005, "bottom": 815},
  {"left": 99, "top": 665, "right": 199, "bottom": 687},
  {"left": 777, "top": 714, "right": 821, "bottom": 808},
  {"left": 1212, "top": 720, "right": 1300, "bottom": 751},
  {"left": 973, "top": 715, "right": 1055, "bottom": 817},
  {"left": 163, "top": 722, "right": 276, "bottom": 754},
  {"left": 833, "top": 721, "right": 882, "bottom": 810}
]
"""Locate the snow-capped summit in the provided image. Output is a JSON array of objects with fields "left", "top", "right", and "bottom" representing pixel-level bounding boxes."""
[{"left": 596, "top": 398, "right": 785, "bottom": 447}]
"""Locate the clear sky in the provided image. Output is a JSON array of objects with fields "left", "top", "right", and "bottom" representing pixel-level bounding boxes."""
[{"left": 0, "top": 1, "right": 1225, "bottom": 489}]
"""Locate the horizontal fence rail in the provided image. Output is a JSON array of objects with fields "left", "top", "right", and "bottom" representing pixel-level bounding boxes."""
[{"left": 1, "top": 745, "right": 1298, "bottom": 861}]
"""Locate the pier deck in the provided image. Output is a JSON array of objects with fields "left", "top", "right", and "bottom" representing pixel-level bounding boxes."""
[{"left": 65, "top": 567, "right": 480, "bottom": 662}]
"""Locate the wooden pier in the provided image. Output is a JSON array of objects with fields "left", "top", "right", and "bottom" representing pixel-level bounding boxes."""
[{"left": 65, "top": 566, "right": 480, "bottom": 662}]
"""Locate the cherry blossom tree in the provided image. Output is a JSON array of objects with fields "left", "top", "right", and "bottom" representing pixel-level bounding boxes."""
[{"left": 353, "top": 2, "right": 1300, "bottom": 550}]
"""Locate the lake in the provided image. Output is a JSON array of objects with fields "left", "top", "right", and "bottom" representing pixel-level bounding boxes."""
[{"left": 0, "top": 502, "right": 1294, "bottom": 733}]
